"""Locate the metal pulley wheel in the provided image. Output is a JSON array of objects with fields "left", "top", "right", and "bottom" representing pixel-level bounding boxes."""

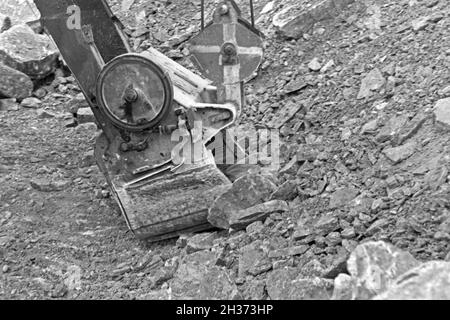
[
  {"left": 189, "top": 0, "right": 264, "bottom": 85},
  {"left": 96, "top": 54, "right": 174, "bottom": 132}
]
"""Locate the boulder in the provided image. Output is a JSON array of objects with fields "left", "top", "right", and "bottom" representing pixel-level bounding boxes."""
[
  {"left": 0, "top": 24, "right": 58, "bottom": 79},
  {"left": 208, "top": 174, "right": 277, "bottom": 229},
  {"left": 0, "top": 63, "right": 33, "bottom": 99},
  {"left": 374, "top": 261, "right": 450, "bottom": 300},
  {"left": 347, "top": 241, "right": 420, "bottom": 299}
]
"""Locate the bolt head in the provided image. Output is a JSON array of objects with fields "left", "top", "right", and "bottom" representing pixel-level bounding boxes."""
[
  {"left": 124, "top": 88, "right": 138, "bottom": 102},
  {"left": 223, "top": 43, "right": 236, "bottom": 55},
  {"left": 219, "top": 4, "right": 229, "bottom": 15},
  {"left": 120, "top": 142, "right": 129, "bottom": 152}
]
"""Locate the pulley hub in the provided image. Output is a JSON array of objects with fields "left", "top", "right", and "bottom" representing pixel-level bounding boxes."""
[{"left": 96, "top": 54, "right": 174, "bottom": 132}]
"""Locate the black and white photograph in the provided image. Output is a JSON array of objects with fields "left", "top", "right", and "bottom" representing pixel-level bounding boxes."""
[{"left": 0, "top": 0, "right": 449, "bottom": 304}]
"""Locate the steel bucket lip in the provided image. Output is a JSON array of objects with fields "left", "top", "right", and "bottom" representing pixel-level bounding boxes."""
[{"left": 112, "top": 163, "right": 232, "bottom": 242}]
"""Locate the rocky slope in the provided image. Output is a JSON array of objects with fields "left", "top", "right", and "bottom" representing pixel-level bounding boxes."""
[{"left": 1, "top": 0, "right": 450, "bottom": 299}]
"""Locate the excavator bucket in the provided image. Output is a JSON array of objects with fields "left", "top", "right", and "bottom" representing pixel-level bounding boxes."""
[
  {"left": 33, "top": 0, "right": 239, "bottom": 241},
  {"left": 33, "top": 0, "right": 263, "bottom": 241}
]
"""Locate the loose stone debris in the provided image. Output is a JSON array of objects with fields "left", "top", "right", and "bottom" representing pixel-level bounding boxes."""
[{"left": 1, "top": 0, "right": 450, "bottom": 300}]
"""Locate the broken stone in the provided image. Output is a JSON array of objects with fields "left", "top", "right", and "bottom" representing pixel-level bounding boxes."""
[
  {"left": 64, "top": 118, "right": 78, "bottom": 128},
  {"left": 229, "top": 200, "right": 289, "bottom": 230},
  {"left": 308, "top": 57, "right": 322, "bottom": 71},
  {"left": 268, "top": 248, "right": 290, "bottom": 259},
  {"left": 320, "top": 59, "right": 334, "bottom": 73},
  {"left": 296, "top": 145, "right": 319, "bottom": 162},
  {"left": 269, "top": 245, "right": 308, "bottom": 259},
  {"left": 267, "top": 100, "right": 305, "bottom": 129},
  {"left": 325, "top": 232, "right": 342, "bottom": 246},
  {"left": 323, "top": 249, "right": 350, "bottom": 278},
  {"left": 271, "top": 180, "right": 298, "bottom": 201},
  {"left": 0, "top": 98, "right": 19, "bottom": 111},
  {"left": 341, "top": 127, "right": 352, "bottom": 141},
  {"left": 64, "top": 265, "right": 82, "bottom": 291},
  {"left": 411, "top": 16, "right": 429, "bottom": 32},
  {"left": 316, "top": 212, "right": 340, "bottom": 234},
  {"left": 331, "top": 273, "right": 353, "bottom": 300},
  {"left": 208, "top": 174, "right": 277, "bottom": 229},
  {"left": 288, "top": 245, "right": 309, "bottom": 256},
  {"left": 30, "top": 178, "right": 71, "bottom": 192},
  {"left": 376, "top": 115, "right": 409, "bottom": 143},
  {"left": 260, "top": 1, "right": 275, "bottom": 15},
  {"left": 67, "top": 95, "right": 89, "bottom": 114},
  {"left": 273, "top": 5, "right": 315, "bottom": 39},
  {"left": 139, "top": 289, "right": 171, "bottom": 300},
  {"left": 278, "top": 158, "right": 299, "bottom": 177},
  {"left": 273, "top": 0, "right": 354, "bottom": 39},
  {"left": 242, "top": 280, "right": 267, "bottom": 300},
  {"left": 374, "top": 261, "right": 450, "bottom": 300},
  {"left": 283, "top": 79, "right": 309, "bottom": 95},
  {"left": 383, "top": 141, "right": 417, "bottom": 164},
  {"left": 329, "top": 187, "right": 359, "bottom": 209},
  {"left": 246, "top": 221, "right": 264, "bottom": 234},
  {"left": 396, "top": 113, "right": 429, "bottom": 145},
  {"left": 51, "top": 283, "right": 68, "bottom": 298},
  {"left": 266, "top": 267, "right": 333, "bottom": 299},
  {"left": 341, "top": 227, "right": 356, "bottom": 239},
  {"left": 0, "top": 24, "right": 59, "bottom": 79},
  {"left": 425, "top": 165, "right": 448, "bottom": 191},
  {"left": 300, "top": 259, "right": 326, "bottom": 277},
  {"left": 357, "top": 68, "right": 385, "bottom": 99},
  {"left": 21, "top": 97, "right": 41, "bottom": 109},
  {"left": 169, "top": 251, "right": 237, "bottom": 299},
  {"left": 440, "top": 85, "right": 450, "bottom": 97},
  {"left": 0, "top": 63, "right": 33, "bottom": 99},
  {"left": 347, "top": 241, "right": 420, "bottom": 300},
  {"left": 363, "top": 4, "right": 382, "bottom": 31},
  {"left": 37, "top": 109, "right": 55, "bottom": 119},
  {"left": 76, "top": 108, "right": 96, "bottom": 124},
  {"left": 239, "top": 242, "right": 269, "bottom": 277},
  {"left": 148, "top": 258, "right": 179, "bottom": 289},
  {"left": 0, "top": 0, "right": 40, "bottom": 27},
  {"left": 293, "top": 226, "right": 314, "bottom": 241},
  {"left": 219, "top": 164, "right": 261, "bottom": 183},
  {"left": 186, "top": 232, "right": 217, "bottom": 254},
  {"left": 365, "top": 218, "right": 390, "bottom": 236},
  {"left": 434, "top": 98, "right": 450, "bottom": 128}
]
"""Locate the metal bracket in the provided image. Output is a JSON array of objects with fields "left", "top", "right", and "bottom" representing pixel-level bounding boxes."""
[{"left": 200, "top": 0, "right": 255, "bottom": 30}]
